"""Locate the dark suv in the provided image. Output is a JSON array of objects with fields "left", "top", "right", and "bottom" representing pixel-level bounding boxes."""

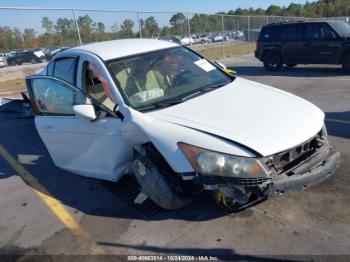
[
  {"left": 7, "top": 51, "right": 42, "bottom": 66},
  {"left": 255, "top": 20, "right": 350, "bottom": 72}
]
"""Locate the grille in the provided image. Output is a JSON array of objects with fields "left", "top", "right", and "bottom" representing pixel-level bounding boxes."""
[
  {"left": 196, "top": 175, "right": 271, "bottom": 187},
  {"left": 230, "top": 177, "right": 271, "bottom": 186},
  {"left": 269, "top": 132, "right": 325, "bottom": 174}
]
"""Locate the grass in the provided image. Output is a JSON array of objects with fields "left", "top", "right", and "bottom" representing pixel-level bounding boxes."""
[
  {"left": 194, "top": 42, "right": 252, "bottom": 60},
  {"left": 0, "top": 78, "right": 26, "bottom": 97}
]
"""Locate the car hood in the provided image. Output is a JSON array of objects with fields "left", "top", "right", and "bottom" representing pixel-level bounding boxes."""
[{"left": 147, "top": 77, "right": 324, "bottom": 156}]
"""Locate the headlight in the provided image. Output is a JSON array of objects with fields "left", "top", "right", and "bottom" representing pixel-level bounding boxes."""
[{"left": 178, "top": 143, "right": 268, "bottom": 178}]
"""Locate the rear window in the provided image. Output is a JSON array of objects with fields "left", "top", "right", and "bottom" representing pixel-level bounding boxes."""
[{"left": 260, "top": 27, "right": 279, "bottom": 41}]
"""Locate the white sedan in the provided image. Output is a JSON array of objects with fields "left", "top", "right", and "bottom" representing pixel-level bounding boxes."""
[{"left": 25, "top": 39, "right": 340, "bottom": 211}]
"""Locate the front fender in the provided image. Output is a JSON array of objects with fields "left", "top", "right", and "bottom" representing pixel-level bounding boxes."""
[{"left": 120, "top": 107, "right": 255, "bottom": 173}]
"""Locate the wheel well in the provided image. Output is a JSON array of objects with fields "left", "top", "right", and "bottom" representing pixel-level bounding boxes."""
[
  {"left": 341, "top": 49, "right": 350, "bottom": 63},
  {"left": 140, "top": 142, "right": 199, "bottom": 196}
]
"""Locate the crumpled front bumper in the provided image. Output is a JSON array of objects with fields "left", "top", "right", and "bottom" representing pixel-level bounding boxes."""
[{"left": 265, "top": 151, "right": 341, "bottom": 197}]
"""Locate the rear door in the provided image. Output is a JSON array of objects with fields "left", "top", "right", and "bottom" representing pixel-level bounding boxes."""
[
  {"left": 26, "top": 73, "right": 133, "bottom": 181},
  {"left": 302, "top": 23, "right": 339, "bottom": 64},
  {"left": 280, "top": 24, "right": 305, "bottom": 64}
]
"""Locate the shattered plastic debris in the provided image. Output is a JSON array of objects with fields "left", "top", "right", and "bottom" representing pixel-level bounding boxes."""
[{"left": 134, "top": 191, "right": 148, "bottom": 204}]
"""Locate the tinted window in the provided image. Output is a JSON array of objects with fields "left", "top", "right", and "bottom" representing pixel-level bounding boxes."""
[
  {"left": 260, "top": 27, "right": 279, "bottom": 41},
  {"left": 281, "top": 27, "right": 297, "bottom": 40},
  {"left": 53, "top": 57, "right": 77, "bottom": 84},
  {"left": 30, "top": 78, "right": 86, "bottom": 115},
  {"left": 304, "top": 24, "right": 337, "bottom": 40}
]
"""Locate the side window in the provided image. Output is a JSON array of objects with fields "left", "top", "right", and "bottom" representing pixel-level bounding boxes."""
[
  {"left": 281, "top": 27, "right": 297, "bottom": 40},
  {"left": 29, "top": 78, "right": 86, "bottom": 115},
  {"left": 83, "top": 61, "right": 116, "bottom": 111},
  {"left": 304, "top": 24, "right": 336, "bottom": 40},
  {"left": 53, "top": 57, "right": 77, "bottom": 84},
  {"left": 322, "top": 24, "right": 337, "bottom": 39}
]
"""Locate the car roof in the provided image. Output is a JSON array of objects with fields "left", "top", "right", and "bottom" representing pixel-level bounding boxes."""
[
  {"left": 70, "top": 39, "right": 179, "bottom": 61},
  {"left": 263, "top": 20, "right": 336, "bottom": 28}
]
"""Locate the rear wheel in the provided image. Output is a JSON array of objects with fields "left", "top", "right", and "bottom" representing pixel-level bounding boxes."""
[
  {"left": 263, "top": 52, "right": 283, "bottom": 71},
  {"left": 342, "top": 53, "right": 350, "bottom": 73}
]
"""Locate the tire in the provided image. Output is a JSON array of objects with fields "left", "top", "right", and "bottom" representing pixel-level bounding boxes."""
[
  {"left": 30, "top": 58, "right": 37, "bottom": 64},
  {"left": 342, "top": 53, "right": 350, "bottom": 73},
  {"left": 286, "top": 64, "right": 297, "bottom": 67},
  {"left": 131, "top": 154, "right": 191, "bottom": 210},
  {"left": 263, "top": 52, "right": 283, "bottom": 71}
]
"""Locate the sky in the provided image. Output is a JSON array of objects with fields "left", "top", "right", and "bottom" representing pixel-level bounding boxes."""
[
  {"left": 0, "top": 0, "right": 314, "bottom": 33},
  {"left": 0, "top": 0, "right": 313, "bottom": 13}
]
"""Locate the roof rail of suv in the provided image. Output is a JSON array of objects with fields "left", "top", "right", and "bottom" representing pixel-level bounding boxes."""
[{"left": 266, "top": 20, "right": 306, "bottom": 26}]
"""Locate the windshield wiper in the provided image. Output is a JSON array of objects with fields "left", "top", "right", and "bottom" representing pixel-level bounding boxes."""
[{"left": 139, "top": 83, "right": 227, "bottom": 111}]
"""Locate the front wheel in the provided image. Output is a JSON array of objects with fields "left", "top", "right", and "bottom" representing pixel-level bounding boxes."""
[
  {"left": 263, "top": 52, "right": 283, "bottom": 71},
  {"left": 131, "top": 155, "right": 191, "bottom": 210},
  {"left": 342, "top": 53, "right": 350, "bottom": 73}
]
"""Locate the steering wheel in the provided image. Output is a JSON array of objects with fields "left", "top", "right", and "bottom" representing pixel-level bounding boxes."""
[{"left": 170, "top": 70, "right": 193, "bottom": 89}]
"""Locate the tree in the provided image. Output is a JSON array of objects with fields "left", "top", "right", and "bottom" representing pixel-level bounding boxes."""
[
  {"left": 142, "top": 16, "right": 159, "bottom": 37},
  {"left": 23, "top": 28, "right": 36, "bottom": 48},
  {"left": 266, "top": 5, "right": 282, "bottom": 16},
  {"left": 287, "top": 3, "right": 302, "bottom": 16},
  {"left": 13, "top": 28, "right": 23, "bottom": 49},
  {"left": 78, "top": 15, "right": 93, "bottom": 42},
  {"left": 120, "top": 19, "right": 134, "bottom": 38},
  {"left": 97, "top": 22, "right": 105, "bottom": 34},
  {"left": 41, "top": 17, "right": 54, "bottom": 34},
  {"left": 169, "top": 12, "right": 187, "bottom": 35}
]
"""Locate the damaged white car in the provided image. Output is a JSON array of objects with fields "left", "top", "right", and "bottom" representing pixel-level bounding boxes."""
[{"left": 25, "top": 39, "right": 341, "bottom": 211}]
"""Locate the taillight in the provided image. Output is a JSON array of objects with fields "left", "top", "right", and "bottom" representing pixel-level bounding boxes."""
[{"left": 256, "top": 41, "right": 260, "bottom": 51}]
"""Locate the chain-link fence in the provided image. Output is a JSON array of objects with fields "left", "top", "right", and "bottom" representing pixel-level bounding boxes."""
[{"left": 0, "top": 7, "right": 349, "bottom": 96}]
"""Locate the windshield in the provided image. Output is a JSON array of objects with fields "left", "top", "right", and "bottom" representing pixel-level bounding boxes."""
[
  {"left": 108, "top": 47, "right": 233, "bottom": 111},
  {"left": 329, "top": 21, "right": 350, "bottom": 37}
]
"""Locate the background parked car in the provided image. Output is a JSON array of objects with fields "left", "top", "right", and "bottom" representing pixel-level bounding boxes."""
[
  {"left": 180, "top": 35, "right": 194, "bottom": 45},
  {"left": 197, "top": 34, "right": 210, "bottom": 44},
  {"left": 159, "top": 35, "right": 181, "bottom": 44},
  {"left": 7, "top": 51, "right": 42, "bottom": 66},
  {"left": 255, "top": 20, "right": 350, "bottom": 72},
  {"left": 0, "top": 56, "right": 7, "bottom": 68}
]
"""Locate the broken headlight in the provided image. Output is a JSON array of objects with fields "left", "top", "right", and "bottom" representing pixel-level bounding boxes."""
[{"left": 178, "top": 143, "right": 268, "bottom": 178}]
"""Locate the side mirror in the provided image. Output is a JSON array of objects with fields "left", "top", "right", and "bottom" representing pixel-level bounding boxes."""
[{"left": 73, "top": 104, "right": 97, "bottom": 120}]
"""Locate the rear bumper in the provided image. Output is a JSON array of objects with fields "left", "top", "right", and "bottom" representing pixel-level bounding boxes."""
[
  {"left": 265, "top": 151, "right": 341, "bottom": 197},
  {"left": 254, "top": 50, "right": 262, "bottom": 61}
]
